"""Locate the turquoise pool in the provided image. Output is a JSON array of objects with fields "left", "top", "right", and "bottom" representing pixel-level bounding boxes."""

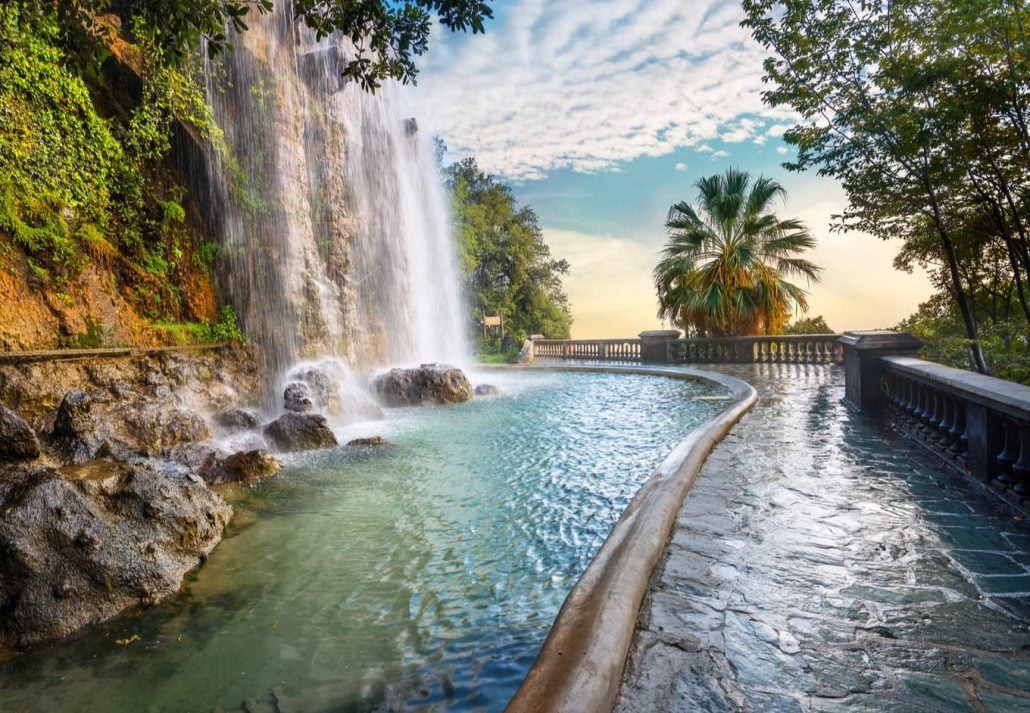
[{"left": 0, "top": 369, "right": 727, "bottom": 712}]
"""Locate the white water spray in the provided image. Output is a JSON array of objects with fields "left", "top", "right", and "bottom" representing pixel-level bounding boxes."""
[{"left": 186, "top": 4, "right": 469, "bottom": 407}]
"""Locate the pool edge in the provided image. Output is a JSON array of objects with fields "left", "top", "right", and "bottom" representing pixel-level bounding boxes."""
[{"left": 486, "top": 363, "right": 758, "bottom": 713}]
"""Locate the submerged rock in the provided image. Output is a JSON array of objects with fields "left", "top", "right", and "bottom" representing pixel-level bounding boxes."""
[
  {"left": 0, "top": 405, "right": 40, "bottom": 461},
  {"left": 371, "top": 364, "right": 473, "bottom": 407},
  {"left": 213, "top": 407, "right": 261, "bottom": 432},
  {"left": 0, "top": 459, "right": 231, "bottom": 649},
  {"left": 283, "top": 382, "right": 314, "bottom": 413},
  {"left": 347, "top": 436, "right": 388, "bottom": 447},
  {"left": 203, "top": 449, "right": 283, "bottom": 485},
  {"left": 474, "top": 384, "right": 502, "bottom": 396},
  {"left": 264, "top": 413, "right": 338, "bottom": 452}
]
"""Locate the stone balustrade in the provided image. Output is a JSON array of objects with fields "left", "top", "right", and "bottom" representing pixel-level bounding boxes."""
[
  {"left": 533, "top": 339, "right": 643, "bottom": 361},
  {"left": 881, "top": 357, "right": 1030, "bottom": 507},
  {"left": 667, "top": 335, "right": 842, "bottom": 365},
  {"left": 531, "top": 333, "right": 842, "bottom": 365},
  {"left": 839, "top": 330, "right": 1030, "bottom": 510}
]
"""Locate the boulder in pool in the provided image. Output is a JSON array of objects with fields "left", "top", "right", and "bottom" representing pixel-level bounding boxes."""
[
  {"left": 371, "top": 364, "right": 473, "bottom": 407},
  {"left": 202, "top": 449, "right": 283, "bottom": 485},
  {"left": 346, "top": 436, "right": 388, "bottom": 447},
  {"left": 263, "top": 413, "right": 338, "bottom": 452},
  {"left": 474, "top": 384, "right": 502, "bottom": 396},
  {"left": 0, "top": 459, "right": 231, "bottom": 649},
  {"left": 283, "top": 382, "right": 314, "bottom": 413},
  {"left": 0, "top": 405, "right": 40, "bottom": 462}
]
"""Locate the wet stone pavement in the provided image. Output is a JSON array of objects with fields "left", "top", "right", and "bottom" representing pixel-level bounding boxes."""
[{"left": 614, "top": 364, "right": 1030, "bottom": 713}]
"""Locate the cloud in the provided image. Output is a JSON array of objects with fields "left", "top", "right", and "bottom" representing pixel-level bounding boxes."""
[
  {"left": 712, "top": 150, "right": 729, "bottom": 158},
  {"left": 674, "top": 162, "right": 688, "bottom": 172},
  {"left": 776, "top": 146, "right": 789, "bottom": 155},
  {"left": 415, "top": 0, "right": 793, "bottom": 180}
]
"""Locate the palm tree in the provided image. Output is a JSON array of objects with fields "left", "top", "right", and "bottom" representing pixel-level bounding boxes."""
[{"left": 654, "top": 168, "right": 821, "bottom": 336}]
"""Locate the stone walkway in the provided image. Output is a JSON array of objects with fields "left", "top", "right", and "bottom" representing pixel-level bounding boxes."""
[{"left": 615, "top": 364, "right": 1030, "bottom": 712}]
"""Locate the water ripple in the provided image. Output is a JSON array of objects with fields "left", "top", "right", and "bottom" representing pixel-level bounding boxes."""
[{"left": 0, "top": 370, "right": 725, "bottom": 713}]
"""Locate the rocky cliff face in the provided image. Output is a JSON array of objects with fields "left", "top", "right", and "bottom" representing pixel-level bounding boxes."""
[
  {"left": 0, "top": 347, "right": 259, "bottom": 430},
  {"left": 0, "top": 234, "right": 220, "bottom": 352}
]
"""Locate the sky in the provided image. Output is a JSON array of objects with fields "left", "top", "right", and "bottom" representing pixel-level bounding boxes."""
[{"left": 412, "top": 0, "right": 933, "bottom": 339}]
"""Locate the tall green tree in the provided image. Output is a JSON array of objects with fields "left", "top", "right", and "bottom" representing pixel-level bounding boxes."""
[
  {"left": 444, "top": 156, "right": 572, "bottom": 341},
  {"left": 654, "top": 169, "right": 820, "bottom": 337},
  {"left": 742, "top": 0, "right": 1030, "bottom": 374},
  {"left": 11, "top": 0, "right": 492, "bottom": 90}
]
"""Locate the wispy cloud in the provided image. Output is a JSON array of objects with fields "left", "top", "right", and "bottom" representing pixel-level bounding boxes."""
[
  {"left": 674, "top": 162, "right": 688, "bottom": 172},
  {"left": 415, "top": 0, "right": 791, "bottom": 180}
]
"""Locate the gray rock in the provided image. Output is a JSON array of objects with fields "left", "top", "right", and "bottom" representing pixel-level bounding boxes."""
[
  {"left": 283, "top": 382, "right": 313, "bottom": 413},
  {"left": 263, "top": 413, "right": 338, "bottom": 452},
  {"left": 475, "top": 384, "right": 502, "bottom": 396},
  {"left": 50, "top": 390, "right": 105, "bottom": 464},
  {"left": 371, "top": 364, "right": 473, "bottom": 407},
  {"left": 0, "top": 405, "right": 40, "bottom": 461},
  {"left": 0, "top": 459, "right": 231, "bottom": 648},
  {"left": 167, "top": 442, "right": 227, "bottom": 471},
  {"left": 118, "top": 405, "right": 212, "bottom": 456},
  {"left": 347, "top": 436, "right": 388, "bottom": 447},
  {"left": 213, "top": 407, "right": 261, "bottom": 432},
  {"left": 289, "top": 367, "right": 339, "bottom": 414},
  {"left": 202, "top": 449, "right": 282, "bottom": 485}
]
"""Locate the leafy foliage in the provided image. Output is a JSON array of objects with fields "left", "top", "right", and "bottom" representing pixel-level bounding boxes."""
[
  {"left": 742, "top": 0, "right": 1030, "bottom": 375},
  {"left": 14, "top": 0, "right": 492, "bottom": 91},
  {"left": 208, "top": 305, "right": 246, "bottom": 342},
  {"left": 443, "top": 155, "right": 572, "bottom": 342},
  {"left": 654, "top": 169, "right": 821, "bottom": 337},
  {"left": 784, "top": 315, "right": 833, "bottom": 335},
  {"left": 897, "top": 294, "right": 1030, "bottom": 385},
  {"left": 0, "top": 7, "right": 233, "bottom": 336}
]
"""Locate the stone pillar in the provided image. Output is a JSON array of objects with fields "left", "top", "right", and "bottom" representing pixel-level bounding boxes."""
[
  {"left": 839, "top": 331, "right": 924, "bottom": 413},
  {"left": 638, "top": 330, "right": 681, "bottom": 363}
]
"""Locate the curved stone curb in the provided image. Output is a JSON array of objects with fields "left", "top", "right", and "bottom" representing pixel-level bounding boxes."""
[{"left": 493, "top": 363, "right": 758, "bottom": 713}]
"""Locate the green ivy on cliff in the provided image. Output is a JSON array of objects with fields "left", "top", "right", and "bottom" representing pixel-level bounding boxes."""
[
  {"left": 0, "top": 10, "right": 124, "bottom": 255},
  {"left": 0, "top": 6, "right": 237, "bottom": 341}
]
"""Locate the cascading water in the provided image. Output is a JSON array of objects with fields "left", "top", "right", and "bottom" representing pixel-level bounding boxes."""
[{"left": 185, "top": 3, "right": 468, "bottom": 404}]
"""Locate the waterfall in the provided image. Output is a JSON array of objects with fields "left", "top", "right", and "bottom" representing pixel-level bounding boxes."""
[{"left": 186, "top": 4, "right": 468, "bottom": 403}]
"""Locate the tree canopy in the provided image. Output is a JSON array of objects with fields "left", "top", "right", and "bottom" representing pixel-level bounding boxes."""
[
  {"left": 654, "top": 169, "right": 820, "bottom": 337},
  {"left": 784, "top": 315, "right": 833, "bottom": 335},
  {"left": 742, "top": 0, "right": 1030, "bottom": 375},
  {"left": 443, "top": 155, "right": 572, "bottom": 343},
  {"left": 12, "top": 0, "right": 492, "bottom": 90}
]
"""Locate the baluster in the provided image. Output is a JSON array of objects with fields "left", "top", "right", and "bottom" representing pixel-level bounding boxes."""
[
  {"left": 937, "top": 396, "right": 955, "bottom": 446},
  {"left": 903, "top": 379, "right": 918, "bottom": 417},
  {"left": 897, "top": 378, "right": 914, "bottom": 434},
  {"left": 1008, "top": 421, "right": 1030, "bottom": 499},
  {"left": 948, "top": 400, "right": 965, "bottom": 458},
  {"left": 930, "top": 392, "right": 948, "bottom": 443},
  {"left": 995, "top": 419, "right": 1020, "bottom": 487},
  {"left": 922, "top": 385, "right": 939, "bottom": 434}
]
